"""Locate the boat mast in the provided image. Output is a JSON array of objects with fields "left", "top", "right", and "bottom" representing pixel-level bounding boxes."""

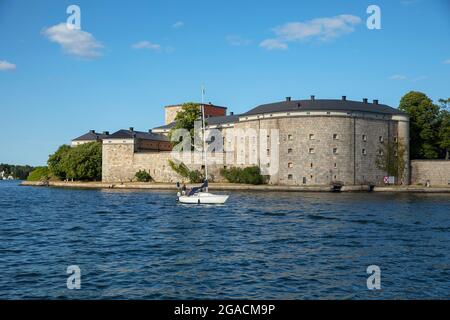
[{"left": 201, "top": 85, "right": 208, "bottom": 192}]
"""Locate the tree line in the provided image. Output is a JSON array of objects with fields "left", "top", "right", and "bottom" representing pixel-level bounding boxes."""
[
  {"left": 399, "top": 92, "right": 450, "bottom": 159},
  {"left": 0, "top": 163, "right": 35, "bottom": 180},
  {"left": 27, "top": 142, "right": 102, "bottom": 181}
]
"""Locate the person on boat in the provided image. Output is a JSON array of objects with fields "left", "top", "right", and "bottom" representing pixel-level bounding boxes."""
[
  {"left": 181, "top": 182, "right": 187, "bottom": 195},
  {"left": 187, "top": 180, "right": 208, "bottom": 197}
]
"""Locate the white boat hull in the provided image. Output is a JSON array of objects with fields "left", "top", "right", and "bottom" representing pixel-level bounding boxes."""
[{"left": 178, "top": 192, "right": 229, "bottom": 204}]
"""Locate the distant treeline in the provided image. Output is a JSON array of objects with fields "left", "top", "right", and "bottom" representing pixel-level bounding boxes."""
[{"left": 0, "top": 163, "right": 35, "bottom": 180}]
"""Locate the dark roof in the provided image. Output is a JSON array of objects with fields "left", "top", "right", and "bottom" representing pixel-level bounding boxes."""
[
  {"left": 165, "top": 103, "right": 227, "bottom": 110},
  {"left": 107, "top": 129, "right": 169, "bottom": 141},
  {"left": 153, "top": 114, "right": 241, "bottom": 131},
  {"left": 73, "top": 131, "right": 108, "bottom": 141},
  {"left": 244, "top": 99, "right": 406, "bottom": 116},
  {"left": 206, "top": 114, "right": 240, "bottom": 125},
  {"left": 153, "top": 122, "right": 176, "bottom": 131}
]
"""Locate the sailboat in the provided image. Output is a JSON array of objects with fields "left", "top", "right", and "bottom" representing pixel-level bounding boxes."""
[{"left": 177, "top": 87, "right": 229, "bottom": 204}]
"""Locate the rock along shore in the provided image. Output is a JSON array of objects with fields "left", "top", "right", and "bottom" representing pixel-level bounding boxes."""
[{"left": 20, "top": 181, "right": 450, "bottom": 193}]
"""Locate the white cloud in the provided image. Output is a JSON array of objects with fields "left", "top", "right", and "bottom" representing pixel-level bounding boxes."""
[
  {"left": 388, "top": 74, "right": 429, "bottom": 82},
  {"left": 411, "top": 75, "right": 428, "bottom": 82},
  {"left": 42, "top": 23, "right": 103, "bottom": 59},
  {"left": 172, "top": 21, "right": 184, "bottom": 28},
  {"left": 132, "top": 40, "right": 162, "bottom": 51},
  {"left": 260, "top": 14, "right": 362, "bottom": 50},
  {"left": 226, "top": 35, "right": 252, "bottom": 46},
  {"left": 259, "top": 38, "right": 288, "bottom": 50},
  {"left": 444, "top": 58, "right": 450, "bottom": 64},
  {"left": 389, "top": 74, "right": 407, "bottom": 80},
  {"left": 0, "top": 60, "right": 16, "bottom": 71}
]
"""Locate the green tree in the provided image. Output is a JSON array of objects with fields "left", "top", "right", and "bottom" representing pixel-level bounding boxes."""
[
  {"left": 27, "top": 166, "right": 50, "bottom": 181},
  {"left": 399, "top": 91, "right": 441, "bottom": 159},
  {"left": 47, "top": 142, "right": 102, "bottom": 181},
  {"left": 135, "top": 170, "right": 152, "bottom": 182},
  {"left": 438, "top": 98, "right": 450, "bottom": 159},
  {"left": 168, "top": 160, "right": 205, "bottom": 183},
  {"left": 375, "top": 141, "right": 406, "bottom": 183},
  {"left": 168, "top": 103, "right": 202, "bottom": 149},
  {"left": 48, "top": 145, "right": 72, "bottom": 180},
  {"left": 220, "top": 166, "right": 266, "bottom": 185}
]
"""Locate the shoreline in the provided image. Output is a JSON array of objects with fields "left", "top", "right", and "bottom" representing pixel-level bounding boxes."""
[{"left": 20, "top": 180, "right": 450, "bottom": 193}]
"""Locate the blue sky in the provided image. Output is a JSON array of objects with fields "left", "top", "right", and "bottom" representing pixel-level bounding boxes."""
[{"left": 0, "top": 0, "right": 449, "bottom": 165}]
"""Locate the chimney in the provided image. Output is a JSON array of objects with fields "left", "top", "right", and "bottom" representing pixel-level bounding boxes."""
[
  {"left": 230, "top": 111, "right": 234, "bottom": 115},
  {"left": 286, "top": 97, "right": 291, "bottom": 102},
  {"left": 310, "top": 95, "right": 315, "bottom": 101},
  {"left": 363, "top": 98, "right": 368, "bottom": 104},
  {"left": 342, "top": 96, "right": 347, "bottom": 101},
  {"left": 129, "top": 127, "right": 134, "bottom": 132},
  {"left": 90, "top": 130, "right": 95, "bottom": 134},
  {"left": 103, "top": 131, "right": 109, "bottom": 135},
  {"left": 148, "top": 129, "right": 152, "bottom": 133},
  {"left": 373, "top": 99, "right": 379, "bottom": 105}
]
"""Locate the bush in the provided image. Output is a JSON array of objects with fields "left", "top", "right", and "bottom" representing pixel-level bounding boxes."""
[
  {"left": 168, "top": 160, "right": 205, "bottom": 183},
  {"left": 135, "top": 170, "right": 152, "bottom": 182},
  {"left": 220, "top": 166, "right": 266, "bottom": 185},
  {"left": 48, "top": 142, "right": 102, "bottom": 181},
  {"left": 27, "top": 167, "right": 50, "bottom": 181}
]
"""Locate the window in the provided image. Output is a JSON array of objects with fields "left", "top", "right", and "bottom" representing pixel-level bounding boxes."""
[
  {"left": 394, "top": 137, "right": 398, "bottom": 143},
  {"left": 379, "top": 136, "right": 384, "bottom": 143},
  {"left": 302, "top": 177, "right": 307, "bottom": 184},
  {"left": 378, "top": 150, "right": 384, "bottom": 156},
  {"left": 288, "top": 134, "right": 293, "bottom": 141},
  {"left": 309, "top": 134, "right": 315, "bottom": 140},
  {"left": 288, "top": 174, "right": 293, "bottom": 180},
  {"left": 310, "top": 175, "right": 313, "bottom": 179},
  {"left": 362, "top": 134, "right": 367, "bottom": 141},
  {"left": 266, "top": 163, "right": 270, "bottom": 167},
  {"left": 334, "top": 175, "right": 337, "bottom": 179},
  {"left": 362, "top": 149, "right": 367, "bottom": 155},
  {"left": 333, "top": 133, "right": 339, "bottom": 140},
  {"left": 288, "top": 148, "right": 293, "bottom": 154},
  {"left": 310, "top": 163, "right": 313, "bottom": 168},
  {"left": 394, "top": 150, "right": 398, "bottom": 156},
  {"left": 288, "top": 162, "right": 293, "bottom": 168},
  {"left": 267, "top": 149, "right": 270, "bottom": 156},
  {"left": 309, "top": 148, "right": 315, "bottom": 154},
  {"left": 334, "top": 163, "right": 337, "bottom": 168},
  {"left": 333, "top": 148, "right": 338, "bottom": 154}
]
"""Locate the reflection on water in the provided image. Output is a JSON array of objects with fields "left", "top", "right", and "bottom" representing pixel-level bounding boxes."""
[{"left": 0, "top": 181, "right": 449, "bottom": 299}]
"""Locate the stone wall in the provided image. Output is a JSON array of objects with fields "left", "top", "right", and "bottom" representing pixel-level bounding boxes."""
[
  {"left": 103, "top": 113, "right": 409, "bottom": 186},
  {"left": 411, "top": 160, "right": 450, "bottom": 186},
  {"left": 102, "top": 142, "right": 227, "bottom": 183}
]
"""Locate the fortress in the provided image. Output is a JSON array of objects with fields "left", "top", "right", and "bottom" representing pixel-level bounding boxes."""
[{"left": 74, "top": 96, "right": 413, "bottom": 186}]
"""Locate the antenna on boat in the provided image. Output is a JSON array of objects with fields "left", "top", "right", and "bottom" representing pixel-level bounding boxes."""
[{"left": 201, "top": 85, "right": 208, "bottom": 192}]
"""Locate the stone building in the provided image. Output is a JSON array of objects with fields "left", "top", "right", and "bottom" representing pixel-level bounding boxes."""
[
  {"left": 100, "top": 96, "right": 411, "bottom": 186},
  {"left": 164, "top": 102, "right": 227, "bottom": 125}
]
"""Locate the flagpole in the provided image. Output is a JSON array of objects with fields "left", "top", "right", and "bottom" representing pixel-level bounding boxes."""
[{"left": 201, "top": 85, "right": 208, "bottom": 192}]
